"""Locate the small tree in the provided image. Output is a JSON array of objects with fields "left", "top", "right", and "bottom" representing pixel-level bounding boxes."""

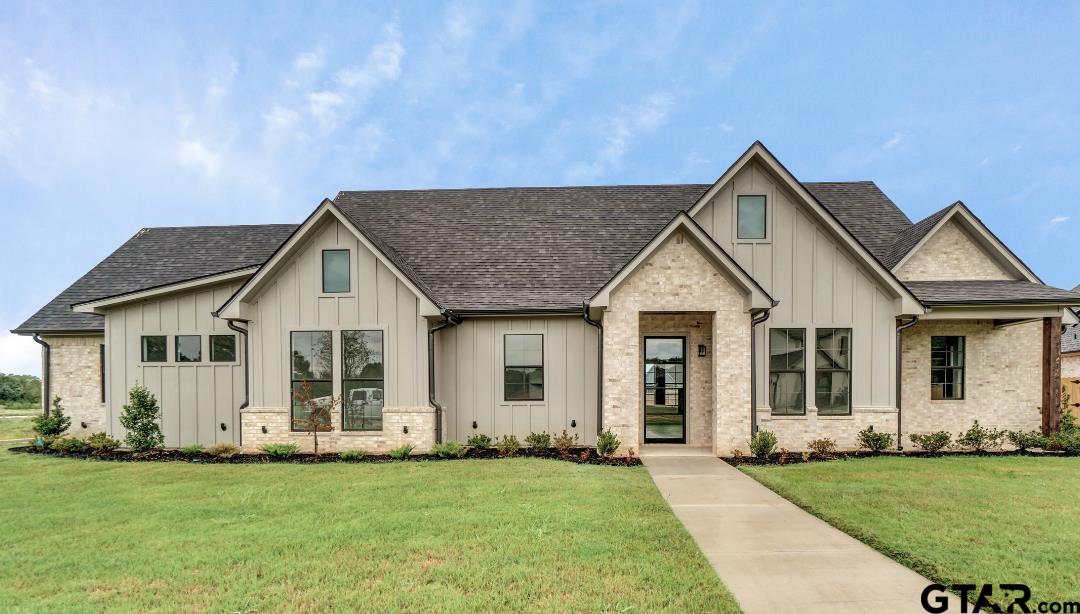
[
  {"left": 120, "top": 384, "right": 164, "bottom": 452},
  {"left": 32, "top": 396, "right": 71, "bottom": 438},
  {"left": 292, "top": 380, "right": 336, "bottom": 457}
]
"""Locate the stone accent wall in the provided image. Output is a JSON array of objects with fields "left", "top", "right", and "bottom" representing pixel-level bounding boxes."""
[
  {"left": 1062, "top": 353, "right": 1080, "bottom": 379},
  {"left": 42, "top": 335, "right": 106, "bottom": 436},
  {"left": 241, "top": 405, "right": 436, "bottom": 453},
  {"left": 603, "top": 231, "right": 752, "bottom": 455},
  {"left": 639, "top": 312, "right": 714, "bottom": 447},
  {"left": 900, "top": 319, "right": 1042, "bottom": 440},
  {"left": 896, "top": 220, "right": 1013, "bottom": 281},
  {"left": 756, "top": 408, "right": 898, "bottom": 451}
]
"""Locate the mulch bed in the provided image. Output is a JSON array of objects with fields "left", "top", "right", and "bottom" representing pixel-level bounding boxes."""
[
  {"left": 8, "top": 445, "right": 642, "bottom": 466},
  {"left": 724, "top": 448, "right": 1067, "bottom": 466}
]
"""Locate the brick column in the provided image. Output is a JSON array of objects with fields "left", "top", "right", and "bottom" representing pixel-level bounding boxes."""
[{"left": 1043, "top": 317, "right": 1062, "bottom": 434}]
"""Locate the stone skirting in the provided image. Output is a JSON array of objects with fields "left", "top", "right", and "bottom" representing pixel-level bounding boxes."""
[
  {"left": 241, "top": 405, "right": 436, "bottom": 453},
  {"left": 756, "top": 406, "right": 898, "bottom": 450}
]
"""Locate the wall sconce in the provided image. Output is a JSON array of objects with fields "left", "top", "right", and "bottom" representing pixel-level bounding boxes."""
[
  {"left": 220, "top": 422, "right": 228, "bottom": 431},
  {"left": 261, "top": 425, "right": 268, "bottom": 434},
  {"left": 698, "top": 344, "right": 707, "bottom": 357},
  {"left": 472, "top": 421, "right": 478, "bottom": 429},
  {"left": 403, "top": 425, "right": 409, "bottom": 434},
  {"left": 571, "top": 419, "right": 577, "bottom": 428},
  {"left": 80, "top": 421, "right": 88, "bottom": 429}
]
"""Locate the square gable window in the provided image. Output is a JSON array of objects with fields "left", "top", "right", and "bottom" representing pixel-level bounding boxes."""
[
  {"left": 141, "top": 336, "right": 167, "bottom": 362},
  {"left": 175, "top": 335, "right": 202, "bottom": 362},
  {"left": 737, "top": 195, "right": 766, "bottom": 240},
  {"left": 322, "top": 249, "right": 350, "bottom": 293}
]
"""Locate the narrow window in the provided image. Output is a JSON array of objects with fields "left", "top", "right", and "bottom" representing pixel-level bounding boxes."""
[
  {"left": 290, "top": 331, "right": 333, "bottom": 431},
  {"left": 815, "top": 328, "right": 851, "bottom": 415},
  {"left": 210, "top": 335, "right": 237, "bottom": 362},
  {"left": 342, "top": 330, "right": 385, "bottom": 431},
  {"left": 141, "top": 336, "right": 167, "bottom": 362},
  {"left": 769, "top": 329, "right": 805, "bottom": 415},
  {"left": 322, "top": 249, "right": 350, "bottom": 293},
  {"left": 175, "top": 335, "right": 202, "bottom": 362},
  {"left": 99, "top": 344, "right": 106, "bottom": 403},
  {"left": 931, "top": 336, "right": 965, "bottom": 400},
  {"left": 504, "top": 334, "right": 544, "bottom": 401},
  {"left": 737, "top": 195, "right": 766, "bottom": 239}
]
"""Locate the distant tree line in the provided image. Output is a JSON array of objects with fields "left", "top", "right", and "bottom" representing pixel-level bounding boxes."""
[{"left": 0, "top": 373, "right": 41, "bottom": 405}]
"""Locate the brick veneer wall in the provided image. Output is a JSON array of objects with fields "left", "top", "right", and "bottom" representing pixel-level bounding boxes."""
[
  {"left": 756, "top": 408, "right": 898, "bottom": 451},
  {"left": 42, "top": 335, "right": 106, "bottom": 436},
  {"left": 896, "top": 221, "right": 1012, "bottom": 281},
  {"left": 639, "top": 312, "right": 714, "bottom": 448},
  {"left": 1062, "top": 353, "right": 1080, "bottom": 379},
  {"left": 241, "top": 405, "right": 436, "bottom": 453}
]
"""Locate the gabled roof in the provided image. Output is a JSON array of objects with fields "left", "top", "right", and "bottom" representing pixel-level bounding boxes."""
[
  {"left": 883, "top": 204, "right": 952, "bottom": 269},
  {"left": 904, "top": 280, "right": 1080, "bottom": 305},
  {"left": 802, "top": 181, "right": 912, "bottom": 264}
]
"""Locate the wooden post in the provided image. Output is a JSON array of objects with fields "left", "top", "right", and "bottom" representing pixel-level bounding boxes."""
[{"left": 1042, "top": 317, "right": 1062, "bottom": 435}]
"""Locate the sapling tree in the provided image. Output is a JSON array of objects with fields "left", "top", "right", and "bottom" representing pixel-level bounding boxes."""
[
  {"left": 31, "top": 396, "right": 71, "bottom": 438},
  {"left": 119, "top": 384, "right": 164, "bottom": 452},
  {"left": 292, "top": 380, "right": 337, "bottom": 457}
]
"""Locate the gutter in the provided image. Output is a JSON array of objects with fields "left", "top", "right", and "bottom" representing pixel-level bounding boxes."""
[
  {"left": 428, "top": 310, "right": 462, "bottom": 444},
  {"left": 226, "top": 320, "right": 250, "bottom": 449},
  {"left": 582, "top": 302, "right": 603, "bottom": 436},
  {"left": 894, "top": 315, "right": 922, "bottom": 451},
  {"left": 32, "top": 334, "right": 50, "bottom": 416},
  {"left": 750, "top": 309, "right": 772, "bottom": 437}
]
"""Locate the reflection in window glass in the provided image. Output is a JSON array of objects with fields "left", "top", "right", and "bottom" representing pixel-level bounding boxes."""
[
  {"left": 505, "top": 334, "right": 543, "bottom": 401},
  {"left": 290, "top": 331, "right": 332, "bottom": 430},
  {"left": 322, "top": 249, "right": 350, "bottom": 293},
  {"left": 141, "top": 336, "right": 167, "bottom": 362},
  {"left": 737, "top": 195, "right": 766, "bottom": 239},
  {"left": 342, "top": 330, "right": 384, "bottom": 431},
  {"left": 815, "top": 328, "right": 851, "bottom": 415},
  {"left": 210, "top": 335, "right": 236, "bottom": 362},
  {"left": 175, "top": 335, "right": 201, "bottom": 362},
  {"left": 769, "top": 329, "right": 805, "bottom": 415}
]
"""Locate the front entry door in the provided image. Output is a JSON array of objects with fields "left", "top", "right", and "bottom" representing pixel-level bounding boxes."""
[{"left": 644, "top": 336, "right": 686, "bottom": 443}]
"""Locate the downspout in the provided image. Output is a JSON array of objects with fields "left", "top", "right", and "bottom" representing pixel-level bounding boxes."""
[
  {"left": 582, "top": 302, "right": 603, "bottom": 436},
  {"left": 429, "top": 311, "right": 461, "bottom": 444},
  {"left": 32, "top": 334, "right": 50, "bottom": 416},
  {"left": 750, "top": 309, "right": 772, "bottom": 437},
  {"left": 895, "top": 315, "right": 921, "bottom": 451},
  {"left": 226, "top": 320, "right": 249, "bottom": 449}
]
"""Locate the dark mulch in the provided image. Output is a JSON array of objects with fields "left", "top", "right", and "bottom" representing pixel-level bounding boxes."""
[
  {"left": 724, "top": 448, "right": 1066, "bottom": 466},
  {"left": 8, "top": 445, "right": 641, "bottom": 466}
]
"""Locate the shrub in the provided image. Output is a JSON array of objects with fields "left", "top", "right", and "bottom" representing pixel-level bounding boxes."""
[
  {"left": 1006, "top": 430, "right": 1049, "bottom": 452},
  {"left": 524, "top": 431, "right": 552, "bottom": 449},
  {"left": 552, "top": 429, "right": 579, "bottom": 457},
  {"left": 749, "top": 430, "right": 778, "bottom": 459},
  {"left": 180, "top": 444, "right": 205, "bottom": 456},
  {"left": 1054, "top": 430, "right": 1080, "bottom": 456},
  {"left": 389, "top": 444, "right": 414, "bottom": 460},
  {"left": 31, "top": 396, "right": 71, "bottom": 438},
  {"left": 340, "top": 449, "right": 366, "bottom": 462},
  {"left": 956, "top": 420, "right": 1006, "bottom": 452},
  {"left": 49, "top": 437, "right": 88, "bottom": 453},
  {"left": 85, "top": 432, "right": 120, "bottom": 453},
  {"left": 259, "top": 442, "right": 299, "bottom": 458},
  {"left": 1060, "top": 410, "right": 1079, "bottom": 434},
  {"left": 431, "top": 441, "right": 466, "bottom": 459},
  {"left": 596, "top": 429, "right": 620, "bottom": 457},
  {"left": 466, "top": 433, "right": 492, "bottom": 448},
  {"left": 909, "top": 431, "right": 952, "bottom": 454},
  {"left": 856, "top": 426, "right": 894, "bottom": 453},
  {"left": 496, "top": 435, "right": 521, "bottom": 457},
  {"left": 119, "top": 384, "right": 164, "bottom": 452},
  {"left": 204, "top": 442, "right": 240, "bottom": 458},
  {"left": 806, "top": 437, "right": 837, "bottom": 458}
]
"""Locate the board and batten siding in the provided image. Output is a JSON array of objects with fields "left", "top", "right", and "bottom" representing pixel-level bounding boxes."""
[
  {"left": 693, "top": 160, "right": 898, "bottom": 409},
  {"left": 247, "top": 218, "right": 429, "bottom": 411},
  {"left": 435, "top": 317, "right": 599, "bottom": 445},
  {"left": 105, "top": 282, "right": 246, "bottom": 447}
]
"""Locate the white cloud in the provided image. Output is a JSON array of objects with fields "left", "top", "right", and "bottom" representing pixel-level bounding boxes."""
[
  {"left": 206, "top": 61, "right": 239, "bottom": 102},
  {"left": 1051, "top": 215, "right": 1070, "bottom": 224},
  {"left": 307, "top": 90, "right": 344, "bottom": 126},
  {"left": 569, "top": 92, "right": 675, "bottom": 181},
  {"left": 263, "top": 105, "right": 299, "bottom": 131},
  {"left": 293, "top": 50, "right": 325, "bottom": 73},
  {"left": 335, "top": 23, "right": 405, "bottom": 88},
  {"left": 882, "top": 132, "right": 903, "bottom": 150},
  {"left": 177, "top": 139, "right": 223, "bottom": 178},
  {"left": 0, "top": 333, "right": 40, "bottom": 376},
  {"left": 718, "top": 122, "right": 735, "bottom": 132}
]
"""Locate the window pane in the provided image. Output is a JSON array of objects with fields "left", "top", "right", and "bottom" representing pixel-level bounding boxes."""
[
  {"left": 769, "top": 329, "right": 804, "bottom": 370},
  {"left": 322, "top": 249, "right": 350, "bottom": 293},
  {"left": 816, "top": 371, "right": 850, "bottom": 415},
  {"left": 343, "top": 379, "right": 383, "bottom": 431},
  {"left": 505, "top": 334, "right": 543, "bottom": 366},
  {"left": 815, "top": 328, "right": 850, "bottom": 370},
  {"left": 141, "top": 336, "right": 167, "bottom": 362},
  {"left": 343, "top": 330, "right": 384, "bottom": 379},
  {"left": 737, "top": 195, "right": 766, "bottom": 239},
  {"left": 769, "top": 372, "right": 804, "bottom": 414},
  {"left": 176, "top": 335, "right": 201, "bottom": 362},
  {"left": 505, "top": 367, "right": 543, "bottom": 401},
  {"left": 291, "top": 331, "right": 332, "bottom": 380},
  {"left": 210, "top": 335, "right": 236, "bottom": 362},
  {"left": 291, "top": 381, "right": 333, "bottom": 430}
]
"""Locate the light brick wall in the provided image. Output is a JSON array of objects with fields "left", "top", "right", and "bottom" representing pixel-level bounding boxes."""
[
  {"left": 896, "top": 220, "right": 1013, "bottom": 281},
  {"left": 1062, "top": 353, "right": 1080, "bottom": 379},
  {"left": 756, "top": 408, "right": 898, "bottom": 451},
  {"left": 241, "top": 405, "right": 436, "bottom": 453},
  {"left": 900, "top": 319, "right": 1042, "bottom": 441},
  {"left": 42, "top": 335, "right": 106, "bottom": 436},
  {"left": 639, "top": 312, "right": 714, "bottom": 447}
]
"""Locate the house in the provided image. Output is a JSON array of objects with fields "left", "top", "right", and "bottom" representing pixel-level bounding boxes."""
[
  {"left": 14, "top": 142, "right": 1080, "bottom": 455},
  {"left": 1062, "top": 285, "right": 1080, "bottom": 378}
]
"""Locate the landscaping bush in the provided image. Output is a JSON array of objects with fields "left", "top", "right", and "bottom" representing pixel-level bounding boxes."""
[
  {"left": 749, "top": 430, "right": 777, "bottom": 459},
  {"left": 85, "top": 432, "right": 120, "bottom": 453},
  {"left": 1006, "top": 429, "right": 1050, "bottom": 452},
  {"left": 31, "top": 396, "right": 71, "bottom": 438},
  {"left": 204, "top": 442, "right": 240, "bottom": 458},
  {"left": 49, "top": 437, "right": 88, "bottom": 453},
  {"left": 119, "top": 384, "right": 164, "bottom": 452},
  {"left": 806, "top": 437, "right": 837, "bottom": 458},
  {"left": 466, "top": 433, "right": 492, "bottom": 448},
  {"left": 431, "top": 441, "right": 466, "bottom": 459},
  {"left": 1054, "top": 430, "right": 1080, "bottom": 456},
  {"left": 524, "top": 431, "right": 552, "bottom": 449},
  {"left": 596, "top": 429, "right": 620, "bottom": 457},
  {"left": 909, "top": 431, "right": 952, "bottom": 454},
  {"left": 1060, "top": 410, "right": 1079, "bottom": 434},
  {"left": 956, "top": 420, "right": 1006, "bottom": 452},
  {"left": 260, "top": 443, "right": 299, "bottom": 458},
  {"left": 180, "top": 444, "right": 205, "bottom": 456},
  {"left": 496, "top": 435, "right": 521, "bottom": 457},
  {"left": 552, "top": 429, "right": 578, "bottom": 457},
  {"left": 339, "top": 449, "right": 366, "bottom": 462},
  {"left": 856, "top": 426, "right": 894, "bottom": 453},
  {"left": 389, "top": 444, "right": 414, "bottom": 460}
]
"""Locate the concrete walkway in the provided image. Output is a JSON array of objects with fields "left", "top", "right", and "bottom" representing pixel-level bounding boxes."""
[{"left": 643, "top": 454, "right": 955, "bottom": 613}]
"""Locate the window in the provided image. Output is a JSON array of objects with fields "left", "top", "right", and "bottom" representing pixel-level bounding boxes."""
[
  {"left": 815, "top": 328, "right": 851, "bottom": 415},
  {"left": 99, "top": 344, "right": 106, "bottom": 403},
  {"left": 175, "top": 335, "right": 202, "bottom": 362},
  {"left": 141, "top": 336, "right": 167, "bottom": 362},
  {"left": 737, "top": 195, "right": 766, "bottom": 239},
  {"left": 342, "top": 330, "right": 384, "bottom": 431},
  {"left": 504, "top": 334, "right": 544, "bottom": 401},
  {"left": 210, "top": 335, "right": 237, "bottom": 362},
  {"left": 322, "top": 249, "right": 350, "bottom": 293},
  {"left": 931, "top": 336, "right": 965, "bottom": 400},
  {"left": 290, "top": 331, "right": 333, "bottom": 431},
  {"left": 769, "top": 329, "right": 805, "bottom": 415}
]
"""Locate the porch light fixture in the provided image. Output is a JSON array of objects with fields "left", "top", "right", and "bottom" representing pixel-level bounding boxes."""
[
  {"left": 80, "top": 421, "right": 88, "bottom": 429},
  {"left": 220, "top": 422, "right": 227, "bottom": 431},
  {"left": 698, "top": 344, "right": 707, "bottom": 357},
  {"left": 261, "top": 425, "right": 267, "bottom": 434},
  {"left": 403, "top": 425, "right": 409, "bottom": 434},
  {"left": 472, "top": 421, "right": 478, "bottom": 429},
  {"left": 570, "top": 419, "right": 577, "bottom": 428}
]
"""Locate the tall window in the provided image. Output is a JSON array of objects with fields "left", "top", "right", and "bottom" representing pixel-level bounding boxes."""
[
  {"left": 290, "top": 331, "right": 332, "bottom": 430},
  {"left": 769, "top": 329, "right": 805, "bottom": 415},
  {"left": 931, "top": 336, "right": 965, "bottom": 400},
  {"left": 322, "top": 249, "right": 350, "bottom": 293},
  {"left": 175, "top": 335, "right": 202, "bottom": 362},
  {"left": 504, "top": 334, "right": 544, "bottom": 401},
  {"left": 737, "top": 195, "right": 766, "bottom": 239},
  {"left": 141, "top": 336, "right": 167, "bottom": 362},
  {"left": 210, "top": 335, "right": 236, "bottom": 362},
  {"left": 342, "top": 330, "right": 384, "bottom": 431},
  {"left": 815, "top": 328, "right": 851, "bottom": 415}
]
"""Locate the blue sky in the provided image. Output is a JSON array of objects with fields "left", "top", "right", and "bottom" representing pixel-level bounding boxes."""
[{"left": 3, "top": 1, "right": 1080, "bottom": 375}]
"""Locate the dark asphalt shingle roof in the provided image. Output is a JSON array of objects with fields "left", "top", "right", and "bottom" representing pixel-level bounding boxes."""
[
  {"left": 1064, "top": 285, "right": 1080, "bottom": 354},
  {"left": 883, "top": 204, "right": 954, "bottom": 269},
  {"left": 904, "top": 281, "right": 1080, "bottom": 305},
  {"left": 802, "top": 181, "right": 913, "bottom": 265}
]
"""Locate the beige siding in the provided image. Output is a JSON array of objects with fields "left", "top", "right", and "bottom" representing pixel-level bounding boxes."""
[
  {"left": 896, "top": 219, "right": 1015, "bottom": 281},
  {"left": 104, "top": 282, "right": 245, "bottom": 447},
  {"left": 693, "top": 160, "right": 898, "bottom": 411},
  {"left": 435, "top": 316, "right": 599, "bottom": 445}
]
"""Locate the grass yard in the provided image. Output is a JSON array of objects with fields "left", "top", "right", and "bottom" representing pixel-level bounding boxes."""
[
  {"left": 0, "top": 417, "right": 35, "bottom": 441},
  {"left": 742, "top": 456, "right": 1080, "bottom": 603},
  {"left": 0, "top": 448, "right": 738, "bottom": 612}
]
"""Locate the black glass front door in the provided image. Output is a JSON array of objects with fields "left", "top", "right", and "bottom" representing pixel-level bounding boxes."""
[{"left": 644, "top": 337, "right": 686, "bottom": 443}]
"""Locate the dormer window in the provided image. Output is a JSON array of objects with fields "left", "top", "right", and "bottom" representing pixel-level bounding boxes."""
[
  {"left": 322, "top": 249, "right": 350, "bottom": 293},
  {"left": 737, "top": 195, "right": 766, "bottom": 239}
]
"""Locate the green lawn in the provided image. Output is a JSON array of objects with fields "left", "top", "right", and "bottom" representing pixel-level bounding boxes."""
[
  {"left": 742, "top": 456, "right": 1080, "bottom": 603},
  {"left": 0, "top": 418, "right": 34, "bottom": 441},
  {"left": 0, "top": 449, "right": 738, "bottom": 612}
]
